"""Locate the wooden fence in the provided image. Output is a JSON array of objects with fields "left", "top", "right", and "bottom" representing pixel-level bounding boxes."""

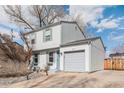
[{"left": 104, "top": 58, "right": 124, "bottom": 70}]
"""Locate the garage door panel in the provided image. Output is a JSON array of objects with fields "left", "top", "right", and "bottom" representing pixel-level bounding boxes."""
[{"left": 64, "top": 51, "right": 85, "bottom": 72}]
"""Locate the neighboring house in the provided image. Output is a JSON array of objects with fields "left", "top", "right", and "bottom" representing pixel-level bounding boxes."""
[
  {"left": 109, "top": 53, "right": 124, "bottom": 59},
  {"left": 24, "top": 21, "right": 105, "bottom": 72}
]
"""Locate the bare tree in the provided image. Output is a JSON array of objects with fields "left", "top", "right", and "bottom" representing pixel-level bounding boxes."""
[
  {"left": 3, "top": 6, "right": 34, "bottom": 30},
  {"left": 112, "top": 43, "right": 124, "bottom": 53},
  {"left": 1, "top": 5, "right": 66, "bottom": 77},
  {"left": 0, "top": 30, "right": 32, "bottom": 77},
  {"left": 3, "top": 5, "right": 91, "bottom": 38},
  {"left": 3, "top": 5, "right": 65, "bottom": 30}
]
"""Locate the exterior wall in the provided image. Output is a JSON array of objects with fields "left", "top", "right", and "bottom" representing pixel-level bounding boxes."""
[
  {"left": 34, "top": 48, "right": 60, "bottom": 70},
  {"left": 45, "top": 49, "right": 59, "bottom": 71},
  {"left": 38, "top": 51, "right": 48, "bottom": 69},
  {"left": 35, "top": 25, "right": 61, "bottom": 50},
  {"left": 60, "top": 44, "right": 91, "bottom": 72},
  {"left": 25, "top": 22, "right": 85, "bottom": 51},
  {"left": 61, "top": 23, "right": 85, "bottom": 44},
  {"left": 49, "top": 51, "right": 59, "bottom": 71},
  {"left": 25, "top": 33, "right": 36, "bottom": 49},
  {"left": 26, "top": 25, "right": 61, "bottom": 51},
  {"left": 90, "top": 39, "right": 105, "bottom": 71}
]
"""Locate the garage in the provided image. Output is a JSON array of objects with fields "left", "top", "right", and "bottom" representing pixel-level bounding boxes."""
[
  {"left": 60, "top": 37, "right": 105, "bottom": 72},
  {"left": 64, "top": 50, "right": 85, "bottom": 72}
]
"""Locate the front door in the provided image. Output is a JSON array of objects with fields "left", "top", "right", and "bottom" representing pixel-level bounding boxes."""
[
  {"left": 48, "top": 50, "right": 60, "bottom": 71},
  {"left": 56, "top": 50, "right": 60, "bottom": 70},
  {"left": 48, "top": 51, "right": 55, "bottom": 70}
]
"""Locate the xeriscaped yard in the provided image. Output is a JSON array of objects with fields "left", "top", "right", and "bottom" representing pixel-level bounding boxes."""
[{"left": 0, "top": 70, "right": 124, "bottom": 88}]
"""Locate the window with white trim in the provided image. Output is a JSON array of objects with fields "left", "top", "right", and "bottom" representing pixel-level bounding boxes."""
[
  {"left": 49, "top": 52, "right": 54, "bottom": 62},
  {"left": 48, "top": 52, "right": 54, "bottom": 66},
  {"left": 43, "top": 29, "right": 52, "bottom": 42},
  {"left": 33, "top": 54, "right": 38, "bottom": 66},
  {"left": 31, "top": 39, "right": 35, "bottom": 44}
]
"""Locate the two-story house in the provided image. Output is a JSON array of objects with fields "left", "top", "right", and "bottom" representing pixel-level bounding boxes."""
[{"left": 25, "top": 21, "right": 105, "bottom": 72}]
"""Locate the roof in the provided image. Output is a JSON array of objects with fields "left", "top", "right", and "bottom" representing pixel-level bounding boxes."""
[
  {"left": 109, "top": 53, "right": 124, "bottom": 57},
  {"left": 0, "top": 42, "right": 23, "bottom": 47},
  {"left": 61, "top": 37, "right": 105, "bottom": 50},
  {"left": 24, "top": 21, "right": 77, "bottom": 35},
  {"left": 24, "top": 21, "right": 86, "bottom": 38},
  {"left": 32, "top": 37, "right": 105, "bottom": 52}
]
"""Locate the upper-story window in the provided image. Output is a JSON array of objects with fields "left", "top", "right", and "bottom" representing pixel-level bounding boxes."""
[
  {"left": 31, "top": 39, "right": 35, "bottom": 44},
  {"left": 43, "top": 28, "right": 52, "bottom": 42},
  {"left": 27, "top": 33, "right": 36, "bottom": 45}
]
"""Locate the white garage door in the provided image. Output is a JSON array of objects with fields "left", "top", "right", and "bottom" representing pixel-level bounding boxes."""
[{"left": 64, "top": 50, "right": 85, "bottom": 72}]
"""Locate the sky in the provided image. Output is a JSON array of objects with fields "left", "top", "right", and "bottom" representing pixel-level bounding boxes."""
[
  {"left": 0, "top": 5, "right": 124, "bottom": 57},
  {"left": 69, "top": 5, "right": 124, "bottom": 56}
]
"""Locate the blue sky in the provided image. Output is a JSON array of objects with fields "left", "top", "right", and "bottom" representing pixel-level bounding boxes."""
[
  {"left": 92, "top": 6, "right": 124, "bottom": 51},
  {"left": 69, "top": 5, "right": 124, "bottom": 55},
  {"left": 0, "top": 5, "right": 124, "bottom": 55}
]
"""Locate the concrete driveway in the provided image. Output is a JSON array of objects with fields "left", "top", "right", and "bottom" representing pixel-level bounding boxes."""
[{"left": 1, "top": 70, "right": 124, "bottom": 88}]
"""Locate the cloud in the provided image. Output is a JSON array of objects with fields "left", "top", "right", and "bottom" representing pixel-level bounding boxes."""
[
  {"left": 70, "top": 6, "right": 124, "bottom": 33},
  {"left": 0, "top": 6, "right": 10, "bottom": 23},
  {"left": 117, "top": 16, "right": 124, "bottom": 20},
  {"left": 95, "top": 16, "right": 124, "bottom": 33},
  {"left": 0, "top": 25, "right": 20, "bottom": 40},
  {"left": 111, "top": 35, "right": 124, "bottom": 41},
  {"left": 0, "top": 6, "right": 21, "bottom": 41},
  {"left": 119, "top": 27, "right": 124, "bottom": 30},
  {"left": 70, "top": 6, "right": 106, "bottom": 26},
  {"left": 0, "top": 27, "right": 11, "bottom": 35},
  {"left": 96, "top": 28, "right": 103, "bottom": 32},
  {"left": 96, "top": 17, "right": 120, "bottom": 33},
  {"left": 97, "top": 18, "right": 119, "bottom": 29},
  {"left": 108, "top": 32, "right": 124, "bottom": 41}
]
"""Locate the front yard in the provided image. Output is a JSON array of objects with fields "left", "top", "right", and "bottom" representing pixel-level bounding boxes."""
[{"left": 0, "top": 70, "right": 124, "bottom": 88}]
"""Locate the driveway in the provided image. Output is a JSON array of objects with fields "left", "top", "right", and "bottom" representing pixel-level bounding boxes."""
[{"left": 1, "top": 70, "right": 124, "bottom": 88}]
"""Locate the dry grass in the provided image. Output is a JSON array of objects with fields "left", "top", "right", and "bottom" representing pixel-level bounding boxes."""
[
  {"left": 0, "top": 59, "right": 29, "bottom": 77},
  {"left": 0, "top": 48, "right": 30, "bottom": 77}
]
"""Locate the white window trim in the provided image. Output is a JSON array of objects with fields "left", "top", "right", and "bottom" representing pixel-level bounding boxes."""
[{"left": 43, "top": 28, "right": 52, "bottom": 42}]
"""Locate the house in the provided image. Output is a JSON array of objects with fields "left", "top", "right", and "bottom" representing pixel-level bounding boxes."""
[
  {"left": 109, "top": 53, "right": 124, "bottom": 59},
  {"left": 24, "top": 21, "right": 105, "bottom": 72}
]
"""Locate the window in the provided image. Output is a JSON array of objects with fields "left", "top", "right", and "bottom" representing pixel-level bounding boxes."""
[
  {"left": 43, "top": 29, "right": 52, "bottom": 42},
  {"left": 48, "top": 52, "right": 54, "bottom": 66},
  {"left": 49, "top": 52, "right": 54, "bottom": 62},
  {"left": 31, "top": 39, "right": 35, "bottom": 44},
  {"left": 33, "top": 54, "right": 38, "bottom": 66}
]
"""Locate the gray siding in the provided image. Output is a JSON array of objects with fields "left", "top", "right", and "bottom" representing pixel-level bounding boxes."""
[
  {"left": 90, "top": 39, "right": 105, "bottom": 71},
  {"left": 61, "top": 23, "right": 85, "bottom": 44}
]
